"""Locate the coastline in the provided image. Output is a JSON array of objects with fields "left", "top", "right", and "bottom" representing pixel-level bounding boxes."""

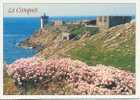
[
  {"left": 17, "top": 30, "right": 46, "bottom": 51},
  {"left": 4, "top": 20, "right": 136, "bottom": 95},
  {"left": 17, "top": 21, "right": 135, "bottom": 72}
]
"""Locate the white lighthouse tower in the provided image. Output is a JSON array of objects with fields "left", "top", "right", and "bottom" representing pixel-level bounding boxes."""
[
  {"left": 40, "top": 16, "right": 43, "bottom": 29},
  {"left": 40, "top": 13, "right": 48, "bottom": 29}
]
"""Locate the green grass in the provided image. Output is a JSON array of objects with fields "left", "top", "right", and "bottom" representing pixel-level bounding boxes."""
[
  {"left": 68, "top": 41, "right": 135, "bottom": 72},
  {"left": 69, "top": 25, "right": 99, "bottom": 37}
]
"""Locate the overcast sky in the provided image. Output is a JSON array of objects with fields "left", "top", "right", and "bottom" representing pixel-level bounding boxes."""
[{"left": 4, "top": 3, "right": 136, "bottom": 17}]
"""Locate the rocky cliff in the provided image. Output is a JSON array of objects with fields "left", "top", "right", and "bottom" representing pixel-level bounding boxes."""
[{"left": 19, "top": 21, "right": 135, "bottom": 72}]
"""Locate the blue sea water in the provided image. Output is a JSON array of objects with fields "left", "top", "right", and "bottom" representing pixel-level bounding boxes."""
[
  {"left": 3, "top": 16, "right": 96, "bottom": 64},
  {"left": 3, "top": 17, "right": 40, "bottom": 64}
]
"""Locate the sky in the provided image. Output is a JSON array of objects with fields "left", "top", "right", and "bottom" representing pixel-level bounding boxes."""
[{"left": 4, "top": 3, "right": 136, "bottom": 17}]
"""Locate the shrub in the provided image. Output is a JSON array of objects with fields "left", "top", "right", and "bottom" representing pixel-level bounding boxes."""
[{"left": 6, "top": 57, "right": 135, "bottom": 95}]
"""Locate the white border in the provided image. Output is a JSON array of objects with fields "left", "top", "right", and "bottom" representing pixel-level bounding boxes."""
[
  {"left": 0, "top": 0, "right": 140, "bottom": 99},
  {"left": 0, "top": 0, "right": 3, "bottom": 97}
]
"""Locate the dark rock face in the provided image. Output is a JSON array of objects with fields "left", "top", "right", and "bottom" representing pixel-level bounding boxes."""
[
  {"left": 109, "top": 16, "right": 132, "bottom": 27},
  {"left": 96, "top": 16, "right": 132, "bottom": 31}
]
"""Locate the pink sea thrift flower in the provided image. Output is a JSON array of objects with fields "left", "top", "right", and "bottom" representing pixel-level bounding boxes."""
[{"left": 6, "top": 57, "right": 135, "bottom": 95}]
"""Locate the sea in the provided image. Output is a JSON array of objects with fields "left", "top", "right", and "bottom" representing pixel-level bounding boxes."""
[
  {"left": 3, "top": 17, "right": 40, "bottom": 64},
  {"left": 3, "top": 16, "right": 96, "bottom": 64}
]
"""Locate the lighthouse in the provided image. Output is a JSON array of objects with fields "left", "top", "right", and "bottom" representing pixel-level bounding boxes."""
[
  {"left": 40, "top": 16, "right": 43, "bottom": 29},
  {"left": 40, "top": 13, "right": 49, "bottom": 29}
]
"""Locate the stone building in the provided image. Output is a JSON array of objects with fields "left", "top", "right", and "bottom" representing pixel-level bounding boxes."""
[
  {"left": 96, "top": 16, "right": 132, "bottom": 31},
  {"left": 62, "top": 32, "right": 70, "bottom": 40},
  {"left": 53, "top": 20, "right": 63, "bottom": 26}
]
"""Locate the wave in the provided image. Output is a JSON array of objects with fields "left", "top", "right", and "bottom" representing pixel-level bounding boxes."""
[{"left": 4, "top": 34, "right": 26, "bottom": 37}]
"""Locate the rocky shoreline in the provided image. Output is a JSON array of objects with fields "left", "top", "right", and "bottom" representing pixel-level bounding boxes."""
[
  {"left": 17, "top": 26, "right": 70, "bottom": 54},
  {"left": 18, "top": 39, "right": 43, "bottom": 50},
  {"left": 17, "top": 30, "right": 47, "bottom": 51}
]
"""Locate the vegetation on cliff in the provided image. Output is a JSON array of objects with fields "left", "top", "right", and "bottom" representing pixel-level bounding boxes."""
[
  {"left": 39, "top": 22, "right": 135, "bottom": 72},
  {"left": 4, "top": 21, "right": 135, "bottom": 95}
]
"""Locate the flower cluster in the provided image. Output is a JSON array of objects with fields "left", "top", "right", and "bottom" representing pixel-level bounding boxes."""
[
  {"left": 6, "top": 57, "right": 135, "bottom": 95},
  {"left": 6, "top": 57, "right": 47, "bottom": 85},
  {"left": 68, "top": 64, "right": 135, "bottom": 95}
]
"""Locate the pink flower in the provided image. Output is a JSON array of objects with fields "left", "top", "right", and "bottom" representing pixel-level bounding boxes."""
[{"left": 6, "top": 57, "right": 135, "bottom": 95}]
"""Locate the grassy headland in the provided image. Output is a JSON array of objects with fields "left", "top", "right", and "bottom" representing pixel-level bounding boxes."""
[
  {"left": 4, "top": 21, "right": 135, "bottom": 95},
  {"left": 36, "top": 22, "right": 135, "bottom": 72}
]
